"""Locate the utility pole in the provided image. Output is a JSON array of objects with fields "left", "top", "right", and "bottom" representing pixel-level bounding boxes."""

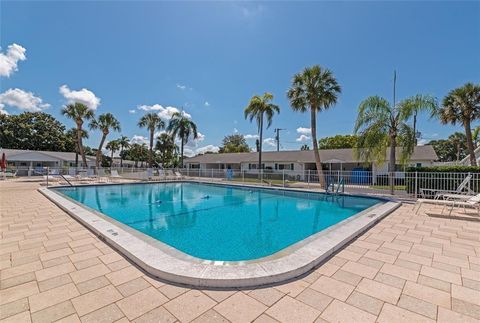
[{"left": 274, "top": 128, "right": 285, "bottom": 152}]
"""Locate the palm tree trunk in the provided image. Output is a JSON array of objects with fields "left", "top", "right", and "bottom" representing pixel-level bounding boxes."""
[
  {"left": 389, "top": 135, "right": 397, "bottom": 195},
  {"left": 96, "top": 134, "right": 107, "bottom": 169},
  {"left": 119, "top": 146, "right": 123, "bottom": 167},
  {"left": 180, "top": 139, "right": 184, "bottom": 168},
  {"left": 258, "top": 115, "right": 263, "bottom": 179},
  {"left": 77, "top": 123, "right": 88, "bottom": 168},
  {"left": 413, "top": 111, "right": 417, "bottom": 146},
  {"left": 149, "top": 130, "right": 154, "bottom": 168},
  {"left": 465, "top": 121, "right": 477, "bottom": 166},
  {"left": 310, "top": 109, "right": 325, "bottom": 188}
]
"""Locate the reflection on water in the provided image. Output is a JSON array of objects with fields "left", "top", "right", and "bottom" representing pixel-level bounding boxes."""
[{"left": 56, "top": 182, "right": 380, "bottom": 261}]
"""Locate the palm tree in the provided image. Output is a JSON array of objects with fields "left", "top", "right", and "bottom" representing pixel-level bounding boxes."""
[
  {"left": 437, "top": 83, "right": 480, "bottom": 166},
  {"left": 138, "top": 113, "right": 165, "bottom": 168},
  {"left": 66, "top": 128, "right": 88, "bottom": 167},
  {"left": 89, "top": 113, "right": 121, "bottom": 169},
  {"left": 106, "top": 140, "right": 120, "bottom": 168},
  {"left": 61, "top": 103, "right": 95, "bottom": 167},
  {"left": 300, "top": 144, "right": 310, "bottom": 151},
  {"left": 287, "top": 65, "right": 341, "bottom": 188},
  {"left": 244, "top": 93, "right": 280, "bottom": 175},
  {"left": 155, "top": 133, "right": 177, "bottom": 167},
  {"left": 354, "top": 95, "right": 437, "bottom": 193},
  {"left": 473, "top": 126, "right": 480, "bottom": 148},
  {"left": 167, "top": 112, "right": 198, "bottom": 167},
  {"left": 410, "top": 95, "right": 438, "bottom": 145},
  {"left": 117, "top": 135, "right": 130, "bottom": 167}
]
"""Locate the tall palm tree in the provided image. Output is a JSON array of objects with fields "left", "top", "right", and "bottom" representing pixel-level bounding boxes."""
[
  {"left": 61, "top": 103, "right": 95, "bottom": 167},
  {"left": 354, "top": 94, "right": 437, "bottom": 193},
  {"left": 66, "top": 128, "right": 88, "bottom": 167},
  {"left": 167, "top": 112, "right": 198, "bottom": 168},
  {"left": 89, "top": 113, "right": 121, "bottom": 168},
  {"left": 138, "top": 113, "right": 165, "bottom": 168},
  {"left": 410, "top": 95, "right": 438, "bottom": 145},
  {"left": 437, "top": 83, "right": 480, "bottom": 166},
  {"left": 106, "top": 139, "right": 120, "bottom": 168},
  {"left": 287, "top": 65, "right": 341, "bottom": 188},
  {"left": 244, "top": 93, "right": 280, "bottom": 174},
  {"left": 117, "top": 135, "right": 130, "bottom": 167}
]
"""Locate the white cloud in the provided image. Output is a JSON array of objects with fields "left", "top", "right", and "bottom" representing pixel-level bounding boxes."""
[
  {"left": 0, "top": 106, "right": 9, "bottom": 115},
  {"left": 233, "top": 128, "right": 239, "bottom": 134},
  {"left": 239, "top": 3, "right": 265, "bottom": 18},
  {"left": 176, "top": 83, "right": 186, "bottom": 90},
  {"left": 296, "top": 135, "right": 310, "bottom": 142},
  {"left": 0, "top": 88, "right": 50, "bottom": 112},
  {"left": 128, "top": 109, "right": 136, "bottom": 114},
  {"left": 195, "top": 132, "right": 205, "bottom": 143},
  {"left": 244, "top": 134, "right": 259, "bottom": 140},
  {"left": 204, "top": 101, "right": 210, "bottom": 107},
  {"left": 297, "top": 127, "right": 311, "bottom": 135},
  {"left": 137, "top": 104, "right": 191, "bottom": 120},
  {"left": 183, "top": 148, "right": 195, "bottom": 157},
  {"left": 59, "top": 85, "right": 101, "bottom": 110},
  {"left": 417, "top": 139, "right": 428, "bottom": 146},
  {"left": 130, "top": 135, "right": 148, "bottom": 145},
  {"left": 0, "top": 43, "right": 26, "bottom": 77},
  {"left": 196, "top": 145, "right": 220, "bottom": 155},
  {"left": 263, "top": 137, "right": 276, "bottom": 147}
]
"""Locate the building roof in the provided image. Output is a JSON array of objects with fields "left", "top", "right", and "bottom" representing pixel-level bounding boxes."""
[
  {"left": 185, "top": 146, "right": 438, "bottom": 164},
  {"left": 1, "top": 148, "right": 96, "bottom": 162}
]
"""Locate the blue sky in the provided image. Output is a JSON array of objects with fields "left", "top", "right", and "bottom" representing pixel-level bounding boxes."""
[{"left": 1, "top": 1, "right": 479, "bottom": 155}]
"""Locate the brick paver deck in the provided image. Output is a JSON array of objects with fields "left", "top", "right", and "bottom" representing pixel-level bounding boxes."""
[{"left": 1, "top": 180, "right": 479, "bottom": 322}]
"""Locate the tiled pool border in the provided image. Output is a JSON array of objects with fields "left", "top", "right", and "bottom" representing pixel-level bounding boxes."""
[{"left": 38, "top": 181, "right": 401, "bottom": 288}]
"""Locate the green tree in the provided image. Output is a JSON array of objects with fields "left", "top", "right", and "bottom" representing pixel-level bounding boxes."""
[
  {"left": 138, "top": 113, "right": 165, "bottom": 168},
  {"left": 61, "top": 103, "right": 95, "bottom": 167},
  {"left": 167, "top": 112, "right": 198, "bottom": 167},
  {"left": 287, "top": 65, "right": 341, "bottom": 188},
  {"left": 300, "top": 144, "right": 310, "bottom": 150},
  {"left": 106, "top": 140, "right": 120, "bottom": 168},
  {"left": 0, "top": 112, "right": 71, "bottom": 151},
  {"left": 89, "top": 113, "right": 121, "bottom": 168},
  {"left": 154, "top": 133, "right": 178, "bottom": 167},
  {"left": 219, "top": 134, "right": 251, "bottom": 153},
  {"left": 318, "top": 134, "right": 358, "bottom": 149},
  {"left": 437, "top": 83, "right": 480, "bottom": 165},
  {"left": 428, "top": 133, "right": 469, "bottom": 162},
  {"left": 354, "top": 94, "right": 437, "bottom": 193},
  {"left": 65, "top": 128, "right": 89, "bottom": 167},
  {"left": 472, "top": 126, "right": 480, "bottom": 148},
  {"left": 244, "top": 92, "right": 279, "bottom": 173},
  {"left": 117, "top": 135, "right": 130, "bottom": 167}
]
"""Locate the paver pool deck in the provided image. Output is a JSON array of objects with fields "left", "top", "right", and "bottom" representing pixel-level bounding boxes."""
[{"left": 1, "top": 180, "right": 479, "bottom": 323}]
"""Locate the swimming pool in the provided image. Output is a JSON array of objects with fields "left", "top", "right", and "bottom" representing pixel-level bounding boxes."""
[{"left": 54, "top": 182, "right": 382, "bottom": 261}]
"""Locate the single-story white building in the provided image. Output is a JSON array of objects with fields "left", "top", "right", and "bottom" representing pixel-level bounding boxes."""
[
  {"left": 1, "top": 148, "right": 96, "bottom": 176},
  {"left": 185, "top": 146, "right": 438, "bottom": 176}
]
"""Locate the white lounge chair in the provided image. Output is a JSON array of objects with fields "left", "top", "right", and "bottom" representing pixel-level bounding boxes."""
[
  {"left": 420, "top": 174, "right": 474, "bottom": 199},
  {"left": 175, "top": 171, "right": 184, "bottom": 180},
  {"left": 415, "top": 193, "right": 480, "bottom": 216}
]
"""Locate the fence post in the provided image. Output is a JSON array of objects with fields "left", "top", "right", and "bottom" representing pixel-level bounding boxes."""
[
  {"left": 46, "top": 166, "right": 49, "bottom": 187},
  {"left": 282, "top": 169, "right": 285, "bottom": 187},
  {"left": 414, "top": 171, "right": 418, "bottom": 199},
  {"left": 307, "top": 170, "right": 310, "bottom": 189}
]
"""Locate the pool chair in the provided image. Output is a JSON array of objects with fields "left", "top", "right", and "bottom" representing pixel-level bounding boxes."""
[
  {"left": 414, "top": 193, "right": 480, "bottom": 216},
  {"left": 97, "top": 169, "right": 110, "bottom": 183},
  {"left": 175, "top": 171, "right": 184, "bottom": 180},
  {"left": 43, "top": 169, "right": 61, "bottom": 182},
  {"left": 419, "top": 174, "right": 474, "bottom": 199}
]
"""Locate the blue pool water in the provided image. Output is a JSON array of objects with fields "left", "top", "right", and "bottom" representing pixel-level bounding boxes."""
[{"left": 55, "top": 182, "right": 382, "bottom": 261}]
